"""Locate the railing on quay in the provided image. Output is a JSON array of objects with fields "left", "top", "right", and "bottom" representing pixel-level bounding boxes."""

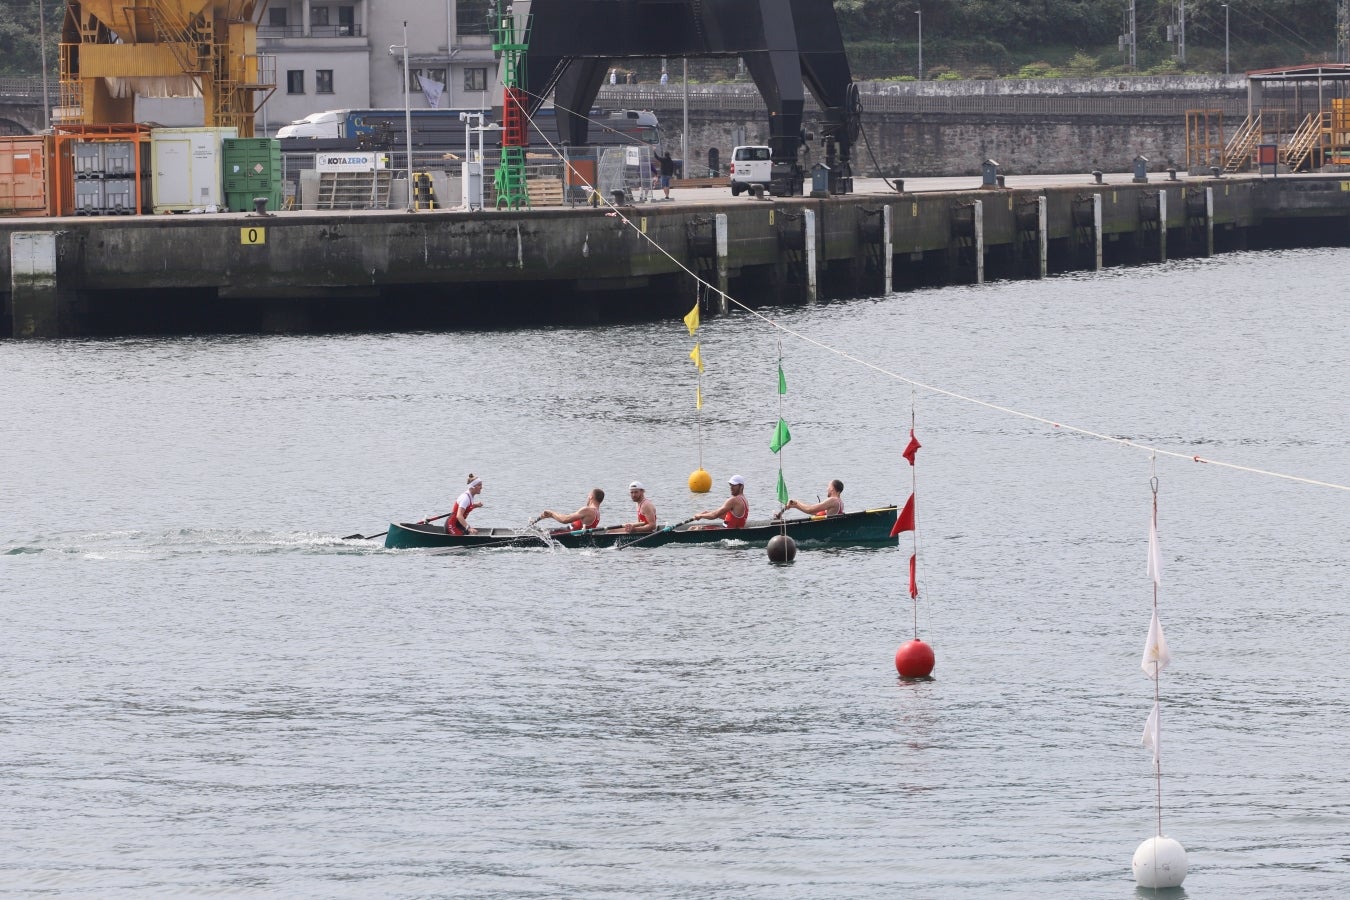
[
  {"left": 596, "top": 85, "right": 1248, "bottom": 119},
  {"left": 0, "top": 76, "right": 50, "bottom": 100}
]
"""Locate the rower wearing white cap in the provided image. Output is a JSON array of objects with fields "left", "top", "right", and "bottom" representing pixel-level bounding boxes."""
[
  {"left": 447, "top": 473, "right": 484, "bottom": 535},
  {"left": 623, "top": 481, "right": 657, "bottom": 534},
  {"left": 692, "top": 474, "right": 749, "bottom": 529}
]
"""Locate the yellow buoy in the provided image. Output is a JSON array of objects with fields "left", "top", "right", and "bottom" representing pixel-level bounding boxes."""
[{"left": 688, "top": 468, "right": 712, "bottom": 493}]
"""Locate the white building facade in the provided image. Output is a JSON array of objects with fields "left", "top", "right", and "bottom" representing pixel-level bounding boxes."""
[{"left": 256, "top": 0, "right": 503, "bottom": 135}]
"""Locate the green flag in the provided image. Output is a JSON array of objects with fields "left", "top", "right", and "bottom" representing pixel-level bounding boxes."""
[
  {"left": 778, "top": 365, "right": 787, "bottom": 395},
  {"left": 769, "top": 418, "right": 792, "bottom": 454},
  {"left": 777, "top": 470, "right": 789, "bottom": 505}
]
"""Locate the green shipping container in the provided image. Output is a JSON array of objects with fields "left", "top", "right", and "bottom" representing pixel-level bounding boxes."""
[{"left": 222, "top": 138, "right": 282, "bottom": 211}]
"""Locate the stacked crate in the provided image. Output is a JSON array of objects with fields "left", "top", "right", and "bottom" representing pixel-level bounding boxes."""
[
  {"left": 53, "top": 125, "right": 152, "bottom": 216},
  {"left": 72, "top": 141, "right": 144, "bottom": 214}
]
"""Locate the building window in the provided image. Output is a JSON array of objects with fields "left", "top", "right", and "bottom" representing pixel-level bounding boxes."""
[
  {"left": 457, "top": 0, "right": 491, "bottom": 36},
  {"left": 311, "top": 6, "right": 329, "bottom": 26},
  {"left": 268, "top": 7, "right": 287, "bottom": 27},
  {"left": 287, "top": 70, "right": 305, "bottom": 94},
  {"left": 316, "top": 70, "right": 334, "bottom": 94},
  {"left": 410, "top": 68, "right": 446, "bottom": 91},
  {"left": 337, "top": 5, "right": 355, "bottom": 35},
  {"left": 464, "top": 67, "right": 488, "bottom": 92}
]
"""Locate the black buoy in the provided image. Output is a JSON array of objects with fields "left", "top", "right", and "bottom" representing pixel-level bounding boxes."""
[{"left": 767, "top": 534, "right": 797, "bottom": 563}]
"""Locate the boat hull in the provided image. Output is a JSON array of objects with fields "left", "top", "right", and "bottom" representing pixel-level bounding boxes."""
[{"left": 382, "top": 507, "right": 900, "bottom": 550}]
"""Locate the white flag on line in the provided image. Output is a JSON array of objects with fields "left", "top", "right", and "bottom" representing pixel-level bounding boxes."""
[
  {"left": 1141, "top": 701, "right": 1160, "bottom": 766},
  {"left": 1141, "top": 608, "right": 1172, "bottom": 679},
  {"left": 1147, "top": 516, "right": 1163, "bottom": 585}
]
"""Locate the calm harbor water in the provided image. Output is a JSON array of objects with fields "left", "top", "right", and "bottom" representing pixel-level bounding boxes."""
[{"left": 2, "top": 248, "right": 1348, "bottom": 897}]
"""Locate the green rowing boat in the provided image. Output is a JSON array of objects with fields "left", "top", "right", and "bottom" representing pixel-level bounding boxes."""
[{"left": 382, "top": 506, "right": 900, "bottom": 550}]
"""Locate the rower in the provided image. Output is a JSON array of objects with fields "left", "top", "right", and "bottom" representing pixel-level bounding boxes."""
[
  {"left": 539, "top": 488, "right": 605, "bottom": 531},
  {"left": 447, "top": 474, "right": 484, "bottom": 535},
  {"left": 778, "top": 479, "right": 844, "bottom": 518},
  {"left": 623, "top": 481, "right": 657, "bottom": 533},
  {"left": 691, "top": 474, "right": 749, "bottom": 529}
]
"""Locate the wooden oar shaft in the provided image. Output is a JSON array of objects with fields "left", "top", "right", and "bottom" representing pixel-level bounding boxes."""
[{"left": 344, "top": 510, "right": 454, "bottom": 541}]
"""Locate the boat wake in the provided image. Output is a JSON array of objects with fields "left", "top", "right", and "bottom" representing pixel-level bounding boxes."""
[{"left": 2, "top": 527, "right": 382, "bottom": 559}]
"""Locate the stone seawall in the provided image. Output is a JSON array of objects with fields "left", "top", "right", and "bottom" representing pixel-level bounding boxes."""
[{"left": 597, "top": 79, "right": 1248, "bottom": 177}]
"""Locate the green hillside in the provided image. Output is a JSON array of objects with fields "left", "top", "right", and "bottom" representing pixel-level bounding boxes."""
[{"left": 1, "top": 1, "right": 1341, "bottom": 78}]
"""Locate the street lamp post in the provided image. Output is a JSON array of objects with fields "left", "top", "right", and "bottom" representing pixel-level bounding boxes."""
[
  {"left": 916, "top": 9, "right": 923, "bottom": 81},
  {"left": 38, "top": 0, "right": 50, "bottom": 129},
  {"left": 682, "top": 57, "right": 689, "bottom": 182},
  {"left": 390, "top": 22, "right": 413, "bottom": 210},
  {"left": 1223, "top": 4, "right": 1230, "bottom": 75}
]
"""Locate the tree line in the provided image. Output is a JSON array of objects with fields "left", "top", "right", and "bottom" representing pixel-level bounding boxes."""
[{"left": 2, "top": 1, "right": 1341, "bottom": 78}]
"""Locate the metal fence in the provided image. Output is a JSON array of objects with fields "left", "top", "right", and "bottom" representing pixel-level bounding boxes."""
[
  {"left": 596, "top": 85, "right": 1249, "bottom": 119},
  {"left": 279, "top": 148, "right": 618, "bottom": 209},
  {"left": 0, "top": 76, "right": 50, "bottom": 99}
]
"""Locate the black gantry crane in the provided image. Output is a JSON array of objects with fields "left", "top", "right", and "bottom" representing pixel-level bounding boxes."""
[{"left": 522, "top": 0, "right": 862, "bottom": 196}]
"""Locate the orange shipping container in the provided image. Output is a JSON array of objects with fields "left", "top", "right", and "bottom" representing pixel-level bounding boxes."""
[{"left": 0, "top": 135, "right": 54, "bottom": 216}]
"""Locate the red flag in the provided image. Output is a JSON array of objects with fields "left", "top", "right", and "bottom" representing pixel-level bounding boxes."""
[
  {"left": 908, "top": 553, "right": 918, "bottom": 599},
  {"left": 890, "top": 493, "right": 915, "bottom": 537},
  {"left": 902, "top": 429, "right": 922, "bottom": 466}
]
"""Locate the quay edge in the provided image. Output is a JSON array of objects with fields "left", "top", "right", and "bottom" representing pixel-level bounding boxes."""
[{"left": 3, "top": 174, "right": 1350, "bottom": 339}]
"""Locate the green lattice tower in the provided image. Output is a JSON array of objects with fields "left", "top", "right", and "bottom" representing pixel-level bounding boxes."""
[{"left": 492, "top": 4, "right": 531, "bottom": 209}]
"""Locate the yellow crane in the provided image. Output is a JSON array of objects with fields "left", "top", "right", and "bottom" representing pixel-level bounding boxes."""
[{"left": 58, "top": 0, "right": 274, "bottom": 136}]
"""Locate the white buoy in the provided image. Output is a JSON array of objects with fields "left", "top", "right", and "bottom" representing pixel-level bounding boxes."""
[{"left": 1132, "top": 835, "right": 1187, "bottom": 888}]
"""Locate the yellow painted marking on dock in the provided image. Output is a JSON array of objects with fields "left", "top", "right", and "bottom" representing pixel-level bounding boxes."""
[
  {"left": 911, "top": 202, "right": 918, "bottom": 217},
  {"left": 1112, "top": 192, "right": 1117, "bottom": 203},
  {"left": 640, "top": 217, "right": 647, "bottom": 233},
  {"left": 1008, "top": 195, "right": 1014, "bottom": 210},
  {"left": 769, "top": 209, "right": 775, "bottom": 225},
  {"left": 240, "top": 227, "right": 266, "bottom": 245},
  {"left": 1342, "top": 181, "right": 1350, "bottom": 191}
]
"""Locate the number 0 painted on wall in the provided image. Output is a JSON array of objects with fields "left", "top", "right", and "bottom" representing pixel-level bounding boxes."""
[{"left": 241, "top": 227, "right": 266, "bottom": 245}]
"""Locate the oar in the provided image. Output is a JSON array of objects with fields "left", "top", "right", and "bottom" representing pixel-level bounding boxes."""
[
  {"left": 343, "top": 510, "right": 453, "bottom": 541},
  {"left": 616, "top": 516, "right": 699, "bottom": 550}
]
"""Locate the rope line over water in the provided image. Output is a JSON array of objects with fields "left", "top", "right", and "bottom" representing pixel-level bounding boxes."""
[{"left": 514, "top": 98, "right": 1349, "bottom": 494}]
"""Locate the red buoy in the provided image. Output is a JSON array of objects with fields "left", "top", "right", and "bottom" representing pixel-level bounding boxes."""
[{"left": 895, "top": 638, "right": 935, "bottom": 678}]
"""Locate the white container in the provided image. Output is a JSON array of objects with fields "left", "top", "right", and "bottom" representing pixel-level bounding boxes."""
[{"left": 150, "top": 127, "right": 238, "bottom": 212}]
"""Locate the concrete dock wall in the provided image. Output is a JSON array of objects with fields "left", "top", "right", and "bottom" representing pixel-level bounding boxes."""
[{"left": 3, "top": 174, "right": 1348, "bottom": 339}]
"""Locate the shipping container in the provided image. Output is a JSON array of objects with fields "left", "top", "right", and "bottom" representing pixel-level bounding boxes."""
[
  {"left": 223, "top": 137, "right": 283, "bottom": 212},
  {"left": 0, "top": 135, "right": 54, "bottom": 216},
  {"left": 151, "top": 126, "right": 238, "bottom": 212}
]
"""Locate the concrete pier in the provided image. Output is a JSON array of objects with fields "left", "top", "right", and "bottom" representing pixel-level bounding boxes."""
[{"left": 2, "top": 172, "right": 1349, "bottom": 338}]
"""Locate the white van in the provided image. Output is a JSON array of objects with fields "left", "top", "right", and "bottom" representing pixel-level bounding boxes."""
[{"left": 728, "top": 145, "right": 772, "bottom": 195}]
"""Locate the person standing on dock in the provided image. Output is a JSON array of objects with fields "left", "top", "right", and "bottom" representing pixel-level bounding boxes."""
[
  {"left": 447, "top": 474, "right": 484, "bottom": 535},
  {"left": 539, "top": 488, "right": 605, "bottom": 532},
  {"left": 692, "top": 475, "right": 750, "bottom": 528},
  {"left": 623, "top": 482, "right": 658, "bottom": 533},
  {"left": 778, "top": 479, "right": 844, "bottom": 518},
  {"left": 654, "top": 149, "right": 677, "bottom": 200}
]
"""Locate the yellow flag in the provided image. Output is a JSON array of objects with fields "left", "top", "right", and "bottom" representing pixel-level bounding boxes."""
[
  {"left": 695, "top": 386, "right": 702, "bottom": 409},
  {"left": 684, "top": 302, "right": 700, "bottom": 335},
  {"left": 689, "top": 342, "right": 703, "bottom": 373}
]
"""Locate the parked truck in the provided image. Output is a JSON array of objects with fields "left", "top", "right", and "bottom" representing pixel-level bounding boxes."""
[{"left": 276, "top": 107, "right": 661, "bottom": 153}]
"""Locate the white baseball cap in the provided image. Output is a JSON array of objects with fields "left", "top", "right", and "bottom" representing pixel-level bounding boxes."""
[
  {"left": 728, "top": 475, "right": 746, "bottom": 485},
  {"left": 629, "top": 481, "right": 645, "bottom": 491}
]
